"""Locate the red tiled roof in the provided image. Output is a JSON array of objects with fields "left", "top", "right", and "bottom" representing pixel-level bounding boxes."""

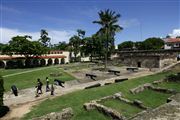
[
  {"left": 0, "top": 55, "right": 66, "bottom": 60},
  {"left": 165, "top": 38, "right": 180, "bottom": 43}
]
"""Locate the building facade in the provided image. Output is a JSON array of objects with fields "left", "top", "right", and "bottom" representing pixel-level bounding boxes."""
[
  {"left": 164, "top": 38, "right": 180, "bottom": 49},
  {"left": 0, "top": 50, "right": 70, "bottom": 68}
]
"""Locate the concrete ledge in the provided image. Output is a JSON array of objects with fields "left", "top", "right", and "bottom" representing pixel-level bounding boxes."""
[{"left": 84, "top": 83, "right": 101, "bottom": 89}]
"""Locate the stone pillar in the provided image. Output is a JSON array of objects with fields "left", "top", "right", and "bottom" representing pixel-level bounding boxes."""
[
  {"left": 45, "top": 59, "right": 48, "bottom": 65},
  {"left": 3, "top": 60, "right": 7, "bottom": 68},
  {"left": 52, "top": 58, "right": 55, "bottom": 65}
]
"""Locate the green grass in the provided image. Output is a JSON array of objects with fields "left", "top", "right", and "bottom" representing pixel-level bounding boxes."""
[
  {"left": 1, "top": 66, "right": 75, "bottom": 91},
  {"left": 126, "top": 89, "right": 171, "bottom": 108},
  {"left": 22, "top": 72, "right": 174, "bottom": 120},
  {"left": 100, "top": 99, "right": 142, "bottom": 118},
  {"left": 155, "top": 82, "right": 180, "bottom": 92},
  {"left": 0, "top": 67, "right": 42, "bottom": 76}
]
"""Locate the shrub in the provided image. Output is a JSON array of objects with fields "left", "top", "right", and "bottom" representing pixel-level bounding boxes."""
[
  {"left": 25, "top": 58, "right": 33, "bottom": 68},
  {"left": 32, "top": 59, "right": 40, "bottom": 67},
  {"left": 166, "top": 74, "right": 180, "bottom": 82},
  {"left": 40, "top": 59, "right": 46, "bottom": 66},
  {"left": 0, "top": 106, "right": 10, "bottom": 117},
  {"left": 5, "top": 60, "right": 17, "bottom": 69},
  {"left": 16, "top": 59, "right": 24, "bottom": 68}
]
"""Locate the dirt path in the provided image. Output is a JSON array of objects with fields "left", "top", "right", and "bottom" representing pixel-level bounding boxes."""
[{"left": 2, "top": 101, "right": 40, "bottom": 120}]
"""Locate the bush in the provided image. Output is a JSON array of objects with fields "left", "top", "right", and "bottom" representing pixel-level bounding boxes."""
[
  {"left": 25, "top": 58, "right": 33, "bottom": 68},
  {"left": 0, "top": 106, "right": 9, "bottom": 117},
  {"left": 16, "top": 59, "right": 24, "bottom": 68},
  {"left": 166, "top": 74, "right": 180, "bottom": 82},
  {"left": 5, "top": 60, "right": 17, "bottom": 69}
]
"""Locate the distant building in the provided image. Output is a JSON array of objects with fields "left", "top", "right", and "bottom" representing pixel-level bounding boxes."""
[
  {"left": 0, "top": 50, "right": 70, "bottom": 68},
  {"left": 164, "top": 38, "right": 180, "bottom": 49}
]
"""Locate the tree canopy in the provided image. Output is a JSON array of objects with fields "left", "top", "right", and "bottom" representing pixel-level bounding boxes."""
[
  {"left": 93, "top": 9, "right": 123, "bottom": 69},
  {"left": 118, "top": 37, "right": 164, "bottom": 51}
]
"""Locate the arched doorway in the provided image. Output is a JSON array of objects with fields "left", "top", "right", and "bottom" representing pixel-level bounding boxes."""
[
  {"left": 54, "top": 58, "right": 59, "bottom": 65},
  {"left": 40, "top": 59, "right": 46, "bottom": 66},
  {"left": 61, "top": 58, "right": 65, "bottom": 64},
  {"left": 33, "top": 59, "right": 40, "bottom": 67},
  {"left": 0, "top": 61, "right": 5, "bottom": 68},
  {"left": 25, "top": 59, "right": 32, "bottom": 68},
  {"left": 48, "top": 58, "right": 53, "bottom": 65}
]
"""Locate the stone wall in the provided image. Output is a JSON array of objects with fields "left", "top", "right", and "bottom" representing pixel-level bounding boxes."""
[
  {"left": 32, "top": 107, "right": 73, "bottom": 120},
  {"left": 120, "top": 56, "right": 160, "bottom": 68},
  {"left": 114, "top": 49, "right": 180, "bottom": 68}
]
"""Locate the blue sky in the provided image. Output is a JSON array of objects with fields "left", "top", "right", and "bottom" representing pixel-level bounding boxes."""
[{"left": 0, "top": 0, "right": 180, "bottom": 44}]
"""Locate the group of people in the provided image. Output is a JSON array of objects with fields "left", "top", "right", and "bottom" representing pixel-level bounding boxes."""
[
  {"left": 11, "top": 77, "right": 65, "bottom": 97},
  {"left": 35, "top": 77, "right": 55, "bottom": 97}
]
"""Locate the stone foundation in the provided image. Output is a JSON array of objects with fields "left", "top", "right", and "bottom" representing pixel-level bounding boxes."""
[{"left": 32, "top": 107, "right": 73, "bottom": 120}]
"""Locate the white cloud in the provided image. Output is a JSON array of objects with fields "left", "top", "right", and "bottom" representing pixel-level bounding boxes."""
[
  {"left": 0, "top": 27, "right": 75, "bottom": 44},
  {"left": 120, "top": 18, "right": 140, "bottom": 28},
  {"left": 169, "top": 29, "right": 180, "bottom": 38},
  {"left": 0, "top": 5, "right": 22, "bottom": 14}
]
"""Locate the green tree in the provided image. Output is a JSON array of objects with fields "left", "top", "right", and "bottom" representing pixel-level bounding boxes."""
[
  {"left": 143, "top": 37, "right": 164, "bottom": 50},
  {"left": 118, "top": 41, "right": 134, "bottom": 50},
  {"left": 39, "top": 29, "right": 51, "bottom": 47},
  {"left": 69, "top": 29, "right": 86, "bottom": 62},
  {"left": 52, "top": 41, "right": 68, "bottom": 50},
  {"left": 0, "top": 75, "right": 4, "bottom": 106},
  {"left": 6, "top": 36, "right": 32, "bottom": 57},
  {"left": 69, "top": 35, "right": 81, "bottom": 62},
  {"left": 93, "top": 9, "right": 123, "bottom": 69}
]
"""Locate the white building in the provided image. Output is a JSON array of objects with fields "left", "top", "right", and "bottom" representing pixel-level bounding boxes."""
[{"left": 164, "top": 38, "right": 180, "bottom": 49}]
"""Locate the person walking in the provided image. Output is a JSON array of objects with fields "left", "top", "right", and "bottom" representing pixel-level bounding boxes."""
[
  {"left": 46, "top": 77, "right": 50, "bottom": 92},
  {"left": 37, "top": 78, "right": 43, "bottom": 94}
]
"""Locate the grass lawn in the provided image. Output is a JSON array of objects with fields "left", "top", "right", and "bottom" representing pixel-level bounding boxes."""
[
  {"left": 22, "top": 71, "right": 175, "bottom": 120},
  {"left": 0, "top": 67, "right": 43, "bottom": 76},
  {"left": 126, "top": 89, "right": 171, "bottom": 108},
  {"left": 154, "top": 82, "right": 180, "bottom": 92},
  {"left": 100, "top": 99, "right": 142, "bottom": 118},
  {"left": 1, "top": 66, "right": 76, "bottom": 91}
]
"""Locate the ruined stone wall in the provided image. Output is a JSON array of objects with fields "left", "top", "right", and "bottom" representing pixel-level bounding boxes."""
[
  {"left": 160, "top": 58, "right": 177, "bottom": 68},
  {"left": 120, "top": 56, "right": 160, "bottom": 68},
  {"left": 114, "top": 49, "right": 180, "bottom": 68}
]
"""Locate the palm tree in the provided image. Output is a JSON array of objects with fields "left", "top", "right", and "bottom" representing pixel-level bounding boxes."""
[
  {"left": 39, "top": 29, "right": 51, "bottom": 47},
  {"left": 93, "top": 9, "right": 123, "bottom": 70}
]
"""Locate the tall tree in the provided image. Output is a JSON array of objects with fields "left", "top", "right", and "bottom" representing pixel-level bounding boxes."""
[
  {"left": 39, "top": 29, "right": 51, "bottom": 47},
  {"left": 93, "top": 9, "right": 123, "bottom": 69},
  {"left": 0, "top": 75, "right": 4, "bottom": 106},
  {"left": 69, "top": 35, "right": 81, "bottom": 62},
  {"left": 69, "top": 29, "right": 85, "bottom": 62}
]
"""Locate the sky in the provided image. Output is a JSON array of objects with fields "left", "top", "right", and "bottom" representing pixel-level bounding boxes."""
[{"left": 0, "top": 0, "right": 180, "bottom": 45}]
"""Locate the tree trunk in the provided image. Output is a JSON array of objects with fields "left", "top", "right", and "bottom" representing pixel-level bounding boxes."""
[{"left": 104, "top": 28, "right": 108, "bottom": 70}]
